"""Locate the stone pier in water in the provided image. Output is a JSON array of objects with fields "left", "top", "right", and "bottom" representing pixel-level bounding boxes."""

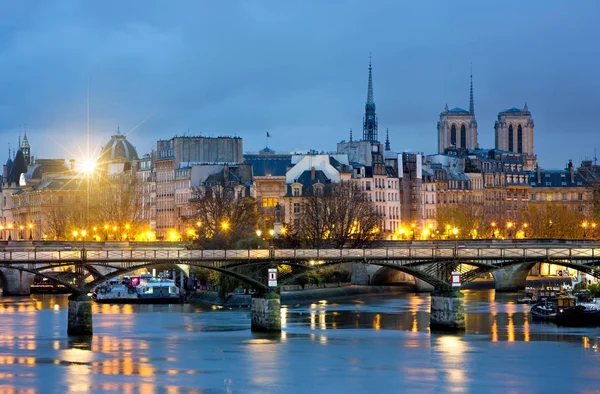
[
  {"left": 67, "top": 293, "right": 93, "bottom": 336},
  {"left": 430, "top": 290, "right": 465, "bottom": 331},
  {"left": 251, "top": 292, "right": 281, "bottom": 332}
]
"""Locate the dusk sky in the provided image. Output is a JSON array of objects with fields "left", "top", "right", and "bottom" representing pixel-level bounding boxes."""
[{"left": 0, "top": 1, "right": 599, "bottom": 168}]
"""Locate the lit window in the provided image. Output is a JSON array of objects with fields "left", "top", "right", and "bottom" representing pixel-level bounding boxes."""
[{"left": 262, "top": 197, "right": 278, "bottom": 208}]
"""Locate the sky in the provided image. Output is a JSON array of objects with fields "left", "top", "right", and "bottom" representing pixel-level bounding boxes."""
[{"left": 0, "top": 0, "right": 599, "bottom": 169}]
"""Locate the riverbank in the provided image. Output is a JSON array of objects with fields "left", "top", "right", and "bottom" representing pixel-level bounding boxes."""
[{"left": 188, "top": 285, "right": 414, "bottom": 308}]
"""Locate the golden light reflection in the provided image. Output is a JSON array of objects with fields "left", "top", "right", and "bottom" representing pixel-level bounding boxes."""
[
  {"left": 523, "top": 313, "right": 530, "bottom": 342},
  {"left": 373, "top": 313, "right": 381, "bottom": 330},
  {"left": 507, "top": 313, "right": 515, "bottom": 342},
  {"left": 491, "top": 314, "right": 498, "bottom": 343},
  {"left": 436, "top": 336, "right": 468, "bottom": 387}
]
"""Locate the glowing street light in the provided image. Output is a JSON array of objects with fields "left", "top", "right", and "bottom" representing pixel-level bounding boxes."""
[
  {"left": 256, "top": 229, "right": 262, "bottom": 238},
  {"left": 221, "top": 221, "right": 230, "bottom": 231}
]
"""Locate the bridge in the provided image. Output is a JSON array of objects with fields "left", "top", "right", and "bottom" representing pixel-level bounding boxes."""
[{"left": 1, "top": 239, "right": 598, "bottom": 335}]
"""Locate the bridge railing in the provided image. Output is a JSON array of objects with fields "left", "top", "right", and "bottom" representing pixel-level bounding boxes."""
[{"left": 0, "top": 246, "right": 600, "bottom": 263}]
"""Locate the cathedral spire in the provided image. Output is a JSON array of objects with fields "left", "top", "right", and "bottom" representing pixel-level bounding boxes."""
[
  {"left": 367, "top": 54, "right": 374, "bottom": 107},
  {"left": 469, "top": 68, "right": 474, "bottom": 114},
  {"left": 385, "top": 128, "right": 390, "bottom": 151},
  {"left": 362, "top": 54, "right": 378, "bottom": 142}
]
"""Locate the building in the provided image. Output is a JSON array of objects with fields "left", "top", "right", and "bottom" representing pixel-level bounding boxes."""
[
  {"left": 154, "top": 136, "right": 244, "bottom": 239},
  {"left": 244, "top": 148, "right": 292, "bottom": 227},
  {"left": 494, "top": 105, "right": 536, "bottom": 170},
  {"left": 437, "top": 74, "right": 478, "bottom": 153}
]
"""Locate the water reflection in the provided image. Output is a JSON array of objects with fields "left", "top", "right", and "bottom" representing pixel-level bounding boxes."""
[{"left": 0, "top": 291, "right": 598, "bottom": 393}]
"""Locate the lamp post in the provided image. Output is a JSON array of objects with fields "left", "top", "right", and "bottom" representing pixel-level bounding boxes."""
[
  {"left": 7, "top": 223, "right": 13, "bottom": 241},
  {"left": 592, "top": 223, "right": 597, "bottom": 239},
  {"left": 19, "top": 225, "right": 24, "bottom": 240},
  {"left": 522, "top": 223, "right": 528, "bottom": 238},
  {"left": 491, "top": 221, "right": 496, "bottom": 239},
  {"left": 0, "top": 225, "right": 3, "bottom": 240},
  {"left": 506, "top": 221, "right": 513, "bottom": 239},
  {"left": 256, "top": 229, "right": 262, "bottom": 248},
  {"left": 28, "top": 223, "right": 33, "bottom": 240},
  {"left": 582, "top": 221, "right": 588, "bottom": 239}
]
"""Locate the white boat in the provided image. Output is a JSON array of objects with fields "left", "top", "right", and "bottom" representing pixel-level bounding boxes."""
[
  {"left": 94, "top": 280, "right": 138, "bottom": 303},
  {"left": 93, "top": 274, "right": 182, "bottom": 304},
  {"left": 136, "top": 274, "right": 182, "bottom": 304}
]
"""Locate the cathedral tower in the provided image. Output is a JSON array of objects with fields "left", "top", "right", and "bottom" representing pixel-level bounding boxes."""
[
  {"left": 437, "top": 73, "right": 478, "bottom": 153},
  {"left": 494, "top": 104, "right": 535, "bottom": 169}
]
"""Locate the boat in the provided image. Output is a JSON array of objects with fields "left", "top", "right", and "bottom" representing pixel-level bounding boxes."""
[
  {"left": 136, "top": 274, "right": 183, "bottom": 304},
  {"left": 530, "top": 294, "right": 577, "bottom": 322},
  {"left": 516, "top": 290, "right": 537, "bottom": 304},
  {"left": 556, "top": 305, "right": 600, "bottom": 327},
  {"left": 94, "top": 279, "right": 139, "bottom": 303},
  {"left": 93, "top": 274, "right": 183, "bottom": 304}
]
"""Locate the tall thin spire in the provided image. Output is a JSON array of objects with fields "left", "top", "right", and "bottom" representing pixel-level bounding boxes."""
[
  {"left": 367, "top": 53, "right": 374, "bottom": 106},
  {"left": 385, "top": 128, "right": 390, "bottom": 151},
  {"left": 349, "top": 128, "right": 353, "bottom": 142},
  {"left": 469, "top": 64, "right": 474, "bottom": 114},
  {"left": 363, "top": 54, "right": 378, "bottom": 142}
]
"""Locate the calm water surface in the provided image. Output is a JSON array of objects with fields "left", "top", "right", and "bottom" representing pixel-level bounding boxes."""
[{"left": 0, "top": 290, "right": 599, "bottom": 393}]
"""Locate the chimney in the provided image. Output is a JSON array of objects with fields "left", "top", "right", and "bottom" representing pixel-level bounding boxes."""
[
  {"left": 223, "top": 163, "right": 229, "bottom": 183},
  {"left": 568, "top": 160, "right": 575, "bottom": 183},
  {"left": 536, "top": 165, "right": 541, "bottom": 184},
  {"left": 69, "top": 159, "right": 76, "bottom": 171},
  {"left": 311, "top": 166, "right": 316, "bottom": 180},
  {"left": 30, "top": 155, "right": 34, "bottom": 165},
  {"left": 2, "top": 165, "right": 7, "bottom": 181}
]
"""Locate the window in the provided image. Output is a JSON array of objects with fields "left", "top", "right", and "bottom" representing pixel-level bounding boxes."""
[
  {"left": 450, "top": 125, "right": 457, "bottom": 146},
  {"left": 578, "top": 193, "right": 583, "bottom": 201},
  {"left": 517, "top": 125, "right": 523, "bottom": 153},
  {"left": 508, "top": 125, "right": 514, "bottom": 152},
  {"left": 262, "top": 198, "right": 278, "bottom": 208},
  {"left": 293, "top": 203, "right": 301, "bottom": 214},
  {"left": 293, "top": 187, "right": 300, "bottom": 197},
  {"left": 460, "top": 125, "right": 467, "bottom": 148},
  {"left": 546, "top": 193, "right": 552, "bottom": 201},
  {"left": 562, "top": 193, "right": 567, "bottom": 201},
  {"left": 530, "top": 194, "right": 536, "bottom": 201}
]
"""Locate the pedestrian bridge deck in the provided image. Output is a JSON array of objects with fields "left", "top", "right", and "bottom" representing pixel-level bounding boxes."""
[{"left": 0, "top": 240, "right": 599, "bottom": 264}]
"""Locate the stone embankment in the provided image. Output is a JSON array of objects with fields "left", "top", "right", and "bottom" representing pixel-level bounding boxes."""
[{"left": 188, "top": 285, "right": 412, "bottom": 308}]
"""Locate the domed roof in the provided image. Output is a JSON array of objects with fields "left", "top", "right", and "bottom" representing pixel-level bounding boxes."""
[
  {"left": 448, "top": 107, "right": 469, "bottom": 113},
  {"left": 100, "top": 128, "right": 139, "bottom": 163}
]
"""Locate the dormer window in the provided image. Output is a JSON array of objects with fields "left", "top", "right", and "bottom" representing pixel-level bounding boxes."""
[{"left": 293, "top": 187, "right": 301, "bottom": 197}]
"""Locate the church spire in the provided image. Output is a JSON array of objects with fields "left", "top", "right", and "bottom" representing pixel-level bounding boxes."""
[
  {"left": 349, "top": 128, "right": 353, "bottom": 142},
  {"left": 367, "top": 54, "right": 374, "bottom": 107},
  {"left": 469, "top": 68, "right": 474, "bottom": 114},
  {"left": 362, "top": 54, "right": 378, "bottom": 142},
  {"left": 385, "top": 128, "right": 390, "bottom": 151}
]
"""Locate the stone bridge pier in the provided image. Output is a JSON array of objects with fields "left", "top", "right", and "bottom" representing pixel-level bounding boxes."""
[
  {"left": 0, "top": 267, "right": 35, "bottom": 296},
  {"left": 491, "top": 262, "right": 536, "bottom": 292}
]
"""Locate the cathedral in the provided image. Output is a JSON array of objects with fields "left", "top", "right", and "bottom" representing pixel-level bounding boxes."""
[{"left": 437, "top": 74, "right": 478, "bottom": 153}]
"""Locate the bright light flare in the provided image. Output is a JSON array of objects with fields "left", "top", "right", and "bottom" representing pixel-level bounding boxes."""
[{"left": 80, "top": 159, "right": 97, "bottom": 174}]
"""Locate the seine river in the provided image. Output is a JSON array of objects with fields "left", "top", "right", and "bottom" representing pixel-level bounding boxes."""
[{"left": 0, "top": 290, "right": 599, "bottom": 393}]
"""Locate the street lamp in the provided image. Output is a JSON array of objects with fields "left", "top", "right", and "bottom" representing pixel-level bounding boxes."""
[
  {"left": 19, "top": 225, "right": 24, "bottom": 240},
  {"left": 7, "top": 223, "right": 13, "bottom": 241},
  {"left": 491, "top": 222, "right": 496, "bottom": 239},
  {"left": 506, "top": 221, "right": 514, "bottom": 239},
  {"left": 522, "top": 222, "right": 528, "bottom": 238},
  {"left": 582, "top": 221, "right": 588, "bottom": 238},
  {"left": 28, "top": 223, "right": 33, "bottom": 240}
]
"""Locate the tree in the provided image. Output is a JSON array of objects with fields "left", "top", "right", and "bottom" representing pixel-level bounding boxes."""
[
  {"left": 191, "top": 185, "right": 258, "bottom": 249},
  {"left": 435, "top": 203, "right": 485, "bottom": 238},
  {"left": 517, "top": 203, "right": 584, "bottom": 239},
  {"left": 297, "top": 181, "right": 381, "bottom": 248}
]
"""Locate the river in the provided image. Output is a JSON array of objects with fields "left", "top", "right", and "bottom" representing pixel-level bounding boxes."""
[{"left": 0, "top": 290, "right": 598, "bottom": 393}]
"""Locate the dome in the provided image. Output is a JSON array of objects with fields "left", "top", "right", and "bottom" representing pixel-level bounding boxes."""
[{"left": 100, "top": 130, "right": 139, "bottom": 163}]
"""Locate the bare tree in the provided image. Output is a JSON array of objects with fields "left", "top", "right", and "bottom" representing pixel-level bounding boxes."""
[
  {"left": 297, "top": 181, "right": 381, "bottom": 248},
  {"left": 191, "top": 185, "right": 258, "bottom": 249},
  {"left": 435, "top": 203, "right": 486, "bottom": 238}
]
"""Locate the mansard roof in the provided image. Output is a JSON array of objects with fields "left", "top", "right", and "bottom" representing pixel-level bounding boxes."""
[
  {"left": 285, "top": 169, "right": 331, "bottom": 196},
  {"left": 7, "top": 149, "right": 27, "bottom": 184},
  {"left": 527, "top": 169, "right": 588, "bottom": 187},
  {"left": 244, "top": 154, "right": 292, "bottom": 177}
]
